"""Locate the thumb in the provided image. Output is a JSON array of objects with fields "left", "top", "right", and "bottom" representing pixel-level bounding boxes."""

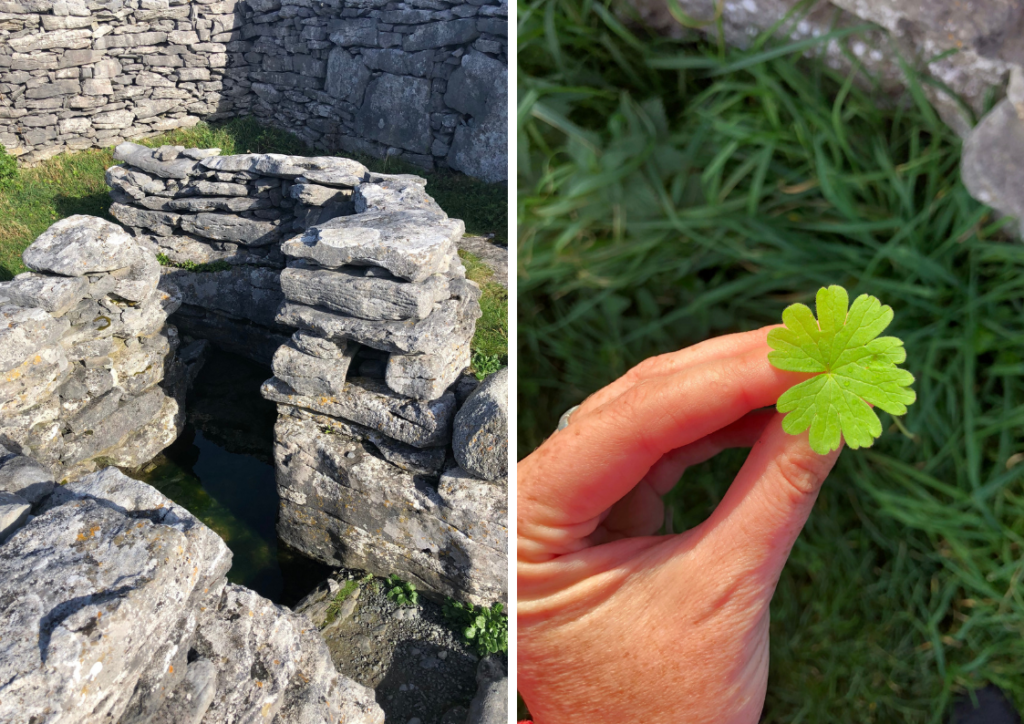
[{"left": 693, "top": 414, "right": 842, "bottom": 591}]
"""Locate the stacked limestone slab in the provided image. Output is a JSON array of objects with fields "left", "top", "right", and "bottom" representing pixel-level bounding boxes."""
[
  {"left": 0, "top": 452, "right": 384, "bottom": 724},
  {"left": 0, "top": 215, "right": 196, "bottom": 483},
  {"left": 260, "top": 171, "right": 507, "bottom": 605}
]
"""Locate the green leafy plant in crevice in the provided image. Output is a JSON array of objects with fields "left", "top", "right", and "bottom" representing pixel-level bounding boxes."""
[
  {"left": 0, "top": 145, "right": 18, "bottom": 192},
  {"left": 443, "top": 599, "right": 508, "bottom": 656},
  {"left": 384, "top": 574, "right": 419, "bottom": 607},
  {"left": 321, "top": 578, "right": 360, "bottom": 629},
  {"left": 471, "top": 351, "right": 505, "bottom": 380},
  {"left": 156, "top": 253, "right": 232, "bottom": 273}
]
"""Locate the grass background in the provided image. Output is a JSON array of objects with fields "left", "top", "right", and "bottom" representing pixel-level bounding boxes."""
[
  {"left": 518, "top": 1, "right": 1024, "bottom": 721},
  {"left": 0, "top": 117, "right": 507, "bottom": 366}
]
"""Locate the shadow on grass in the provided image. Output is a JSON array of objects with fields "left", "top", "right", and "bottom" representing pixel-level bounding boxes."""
[{"left": 53, "top": 190, "right": 113, "bottom": 223}]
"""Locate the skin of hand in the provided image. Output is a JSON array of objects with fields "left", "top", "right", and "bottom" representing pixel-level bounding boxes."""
[{"left": 517, "top": 327, "right": 843, "bottom": 724}]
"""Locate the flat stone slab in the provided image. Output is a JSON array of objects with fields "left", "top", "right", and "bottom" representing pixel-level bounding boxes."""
[
  {"left": 276, "top": 278, "right": 481, "bottom": 356},
  {"left": 114, "top": 141, "right": 201, "bottom": 179},
  {"left": 23, "top": 215, "right": 137, "bottom": 277},
  {"left": 453, "top": 368, "right": 508, "bottom": 482},
  {"left": 261, "top": 375, "right": 456, "bottom": 448},
  {"left": 0, "top": 447, "right": 55, "bottom": 504},
  {"left": 281, "top": 209, "right": 464, "bottom": 283},
  {"left": 201, "top": 153, "right": 368, "bottom": 185},
  {"left": 180, "top": 212, "right": 283, "bottom": 246},
  {"left": 0, "top": 274, "right": 90, "bottom": 316},
  {"left": 280, "top": 263, "right": 450, "bottom": 321},
  {"left": 386, "top": 339, "right": 471, "bottom": 402}
]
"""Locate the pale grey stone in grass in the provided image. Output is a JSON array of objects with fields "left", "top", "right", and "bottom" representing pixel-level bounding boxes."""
[
  {"left": 962, "top": 98, "right": 1024, "bottom": 237},
  {"left": 386, "top": 338, "right": 471, "bottom": 401},
  {"left": 0, "top": 274, "right": 89, "bottom": 316},
  {"left": 276, "top": 278, "right": 481, "bottom": 356},
  {"left": 110, "top": 202, "right": 181, "bottom": 236},
  {"left": 115, "top": 141, "right": 200, "bottom": 179},
  {"left": 261, "top": 375, "right": 456, "bottom": 448},
  {"left": 453, "top": 367, "right": 508, "bottom": 482},
  {"left": 0, "top": 491, "right": 31, "bottom": 543},
  {"left": 272, "top": 341, "right": 356, "bottom": 397},
  {"left": 0, "top": 448, "right": 54, "bottom": 505},
  {"left": 180, "top": 213, "right": 282, "bottom": 246},
  {"left": 280, "top": 263, "right": 450, "bottom": 321},
  {"left": 0, "top": 305, "right": 69, "bottom": 374},
  {"left": 23, "top": 215, "right": 137, "bottom": 276},
  {"left": 281, "top": 209, "right": 463, "bottom": 283}
]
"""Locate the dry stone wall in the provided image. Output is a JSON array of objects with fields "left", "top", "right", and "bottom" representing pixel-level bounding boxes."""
[
  {"left": 0, "top": 0, "right": 508, "bottom": 181},
  {"left": 0, "top": 215, "right": 201, "bottom": 482},
  {"left": 107, "top": 142, "right": 508, "bottom": 604}
]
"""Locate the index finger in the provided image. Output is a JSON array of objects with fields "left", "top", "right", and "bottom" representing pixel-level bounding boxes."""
[{"left": 518, "top": 335, "right": 810, "bottom": 536}]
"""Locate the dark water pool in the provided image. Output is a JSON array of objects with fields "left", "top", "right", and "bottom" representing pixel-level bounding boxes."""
[{"left": 125, "top": 350, "right": 332, "bottom": 606}]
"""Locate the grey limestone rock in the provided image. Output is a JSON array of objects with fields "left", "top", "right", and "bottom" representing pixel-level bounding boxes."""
[
  {"left": 23, "top": 215, "right": 137, "bottom": 277},
  {"left": 293, "top": 328, "right": 350, "bottom": 358},
  {"left": 0, "top": 274, "right": 89, "bottom": 316},
  {"left": 261, "top": 375, "right": 456, "bottom": 448},
  {"left": 354, "top": 73, "right": 433, "bottom": 155},
  {"left": 276, "top": 277, "right": 481, "bottom": 356},
  {"left": 271, "top": 339, "right": 356, "bottom": 397},
  {"left": 160, "top": 265, "right": 285, "bottom": 329},
  {"left": 280, "top": 263, "right": 450, "bottom": 321},
  {"left": 403, "top": 19, "right": 480, "bottom": 52},
  {"left": 466, "top": 656, "right": 508, "bottom": 724},
  {"left": 179, "top": 212, "right": 283, "bottom": 246},
  {"left": 114, "top": 142, "right": 201, "bottom": 179},
  {"left": 437, "top": 465, "right": 508, "bottom": 553},
  {"left": 281, "top": 209, "right": 464, "bottom": 283},
  {"left": 290, "top": 182, "right": 351, "bottom": 207},
  {"left": 386, "top": 339, "right": 471, "bottom": 401},
  {"left": 0, "top": 344, "right": 70, "bottom": 419},
  {"left": 0, "top": 305, "right": 68, "bottom": 374},
  {"left": 325, "top": 47, "right": 371, "bottom": 105},
  {"left": 149, "top": 658, "right": 217, "bottom": 724},
  {"left": 200, "top": 153, "right": 368, "bottom": 185},
  {"left": 446, "top": 55, "right": 508, "bottom": 184},
  {"left": 0, "top": 447, "right": 55, "bottom": 504},
  {"left": 962, "top": 98, "right": 1024, "bottom": 237},
  {"left": 110, "top": 245, "right": 161, "bottom": 302},
  {"left": 453, "top": 367, "right": 508, "bottom": 482},
  {"left": 0, "top": 491, "right": 31, "bottom": 543},
  {"left": 110, "top": 203, "right": 181, "bottom": 237}
]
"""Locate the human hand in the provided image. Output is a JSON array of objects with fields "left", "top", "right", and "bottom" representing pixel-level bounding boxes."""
[{"left": 517, "top": 327, "right": 843, "bottom": 724}]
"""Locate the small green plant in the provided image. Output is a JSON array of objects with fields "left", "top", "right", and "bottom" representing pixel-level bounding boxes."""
[
  {"left": 384, "top": 574, "right": 418, "bottom": 607},
  {"left": 0, "top": 145, "right": 17, "bottom": 191},
  {"left": 471, "top": 351, "right": 505, "bottom": 380},
  {"left": 321, "top": 578, "right": 360, "bottom": 628},
  {"left": 156, "top": 253, "right": 232, "bottom": 273},
  {"left": 443, "top": 599, "right": 507, "bottom": 656},
  {"left": 768, "top": 285, "right": 916, "bottom": 454}
]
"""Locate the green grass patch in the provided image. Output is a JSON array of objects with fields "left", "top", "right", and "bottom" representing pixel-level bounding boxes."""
[
  {"left": 321, "top": 578, "right": 360, "bottom": 628},
  {"left": 520, "top": 0, "right": 1024, "bottom": 720},
  {"left": 461, "top": 249, "right": 510, "bottom": 373}
]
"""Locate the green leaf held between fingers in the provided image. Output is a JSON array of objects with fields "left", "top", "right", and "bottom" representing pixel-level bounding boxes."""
[{"left": 767, "top": 285, "right": 916, "bottom": 455}]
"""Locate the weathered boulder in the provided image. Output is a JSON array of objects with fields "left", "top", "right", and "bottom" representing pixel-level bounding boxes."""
[
  {"left": 445, "top": 53, "right": 509, "bottom": 184},
  {"left": 0, "top": 462, "right": 385, "bottom": 724},
  {"left": 962, "top": 97, "right": 1024, "bottom": 236},
  {"left": 0, "top": 274, "right": 89, "bottom": 316},
  {"left": 23, "top": 215, "right": 137, "bottom": 276},
  {"left": 386, "top": 340, "right": 472, "bottom": 401},
  {"left": 282, "top": 209, "right": 463, "bottom": 283},
  {"left": 271, "top": 339, "right": 356, "bottom": 397},
  {"left": 354, "top": 73, "right": 433, "bottom": 154},
  {"left": 453, "top": 367, "right": 508, "bottom": 482}
]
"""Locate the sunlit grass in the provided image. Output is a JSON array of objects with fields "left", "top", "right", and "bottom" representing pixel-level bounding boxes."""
[{"left": 519, "top": 0, "right": 1024, "bottom": 720}]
